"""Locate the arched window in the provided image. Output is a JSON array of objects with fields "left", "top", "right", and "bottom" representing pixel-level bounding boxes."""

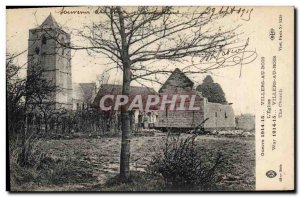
[
  {"left": 42, "top": 35, "right": 47, "bottom": 45},
  {"left": 61, "top": 36, "right": 66, "bottom": 56},
  {"left": 35, "top": 46, "right": 40, "bottom": 55},
  {"left": 41, "top": 35, "right": 47, "bottom": 55}
]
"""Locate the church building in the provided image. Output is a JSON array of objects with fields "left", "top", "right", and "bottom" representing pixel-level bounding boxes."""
[{"left": 27, "top": 14, "right": 72, "bottom": 110}]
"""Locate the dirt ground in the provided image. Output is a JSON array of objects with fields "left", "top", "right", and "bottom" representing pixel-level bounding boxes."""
[{"left": 12, "top": 132, "right": 255, "bottom": 191}]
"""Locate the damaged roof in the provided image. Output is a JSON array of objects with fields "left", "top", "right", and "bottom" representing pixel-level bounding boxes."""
[{"left": 92, "top": 84, "right": 158, "bottom": 109}]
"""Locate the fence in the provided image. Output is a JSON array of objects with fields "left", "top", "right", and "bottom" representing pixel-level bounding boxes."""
[{"left": 10, "top": 109, "right": 124, "bottom": 138}]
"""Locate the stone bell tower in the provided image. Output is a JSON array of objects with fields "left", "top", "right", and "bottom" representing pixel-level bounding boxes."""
[{"left": 27, "top": 14, "right": 72, "bottom": 110}]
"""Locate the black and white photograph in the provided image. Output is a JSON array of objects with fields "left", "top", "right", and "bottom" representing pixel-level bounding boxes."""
[{"left": 5, "top": 6, "right": 294, "bottom": 192}]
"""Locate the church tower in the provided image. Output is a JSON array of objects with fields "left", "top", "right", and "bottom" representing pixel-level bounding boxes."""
[{"left": 27, "top": 14, "right": 72, "bottom": 110}]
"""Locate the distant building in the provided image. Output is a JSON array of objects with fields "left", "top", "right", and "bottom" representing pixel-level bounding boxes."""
[
  {"left": 72, "top": 83, "right": 97, "bottom": 110},
  {"left": 93, "top": 84, "right": 158, "bottom": 109},
  {"left": 92, "top": 84, "right": 159, "bottom": 131},
  {"left": 27, "top": 14, "right": 72, "bottom": 110},
  {"left": 236, "top": 114, "right": 255, "bottom": 131}
]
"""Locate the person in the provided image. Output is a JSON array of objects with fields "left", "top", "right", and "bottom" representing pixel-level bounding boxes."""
[
  {"left": 143, "top": 112, "right": 149, "bottom": 129},
  {"left": 148, "top": 111, "right": 154, "bottom": 128},
  {"left": 138, "top": 111, "right": 143, "bottom": 129}
]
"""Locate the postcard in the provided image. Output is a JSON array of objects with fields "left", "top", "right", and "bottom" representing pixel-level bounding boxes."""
[{"left": 6, "top": 6, "right": 294, "bottom": 192}]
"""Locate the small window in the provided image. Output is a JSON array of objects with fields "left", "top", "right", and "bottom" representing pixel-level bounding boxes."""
[
  {"left": 225, "top": 112, "right": 228, "bottom": 119},
  {"left": 61, "top": 36, "right": 66, "bottom": 44},
  {"left": 215, "top": 112, "right": 217, "bottom": 117},
  {"left": 35, "top": 46, "right": 40, "bottom": 55},
  {"left": 42, "top": 36, "right": 47, "bottom": 45}
]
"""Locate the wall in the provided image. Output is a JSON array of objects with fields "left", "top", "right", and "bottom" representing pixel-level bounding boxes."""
[
  {"left": 55, "top": 31, "right": 72, "bottom": 110},
  {"left": 155, "top": 93, "right": 204, "bottom": 129},
  {"left": 203, "top": 98, "right": 235, "bottom": 130},
  {"left": 28, "top": 27, "right": 72, "bottom": 110},
  {"left": 156, "top": 109, "right": 204, "bottom": 130}
]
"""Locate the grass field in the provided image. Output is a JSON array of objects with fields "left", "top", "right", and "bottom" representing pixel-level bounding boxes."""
[{"left": 10, "top": 133, "right": 255, "bottom": 191}]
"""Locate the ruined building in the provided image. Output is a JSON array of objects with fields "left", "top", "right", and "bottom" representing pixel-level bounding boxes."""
[
  {"left": 27, "top": 14, "right": 72, "bottom": 110},
  {"left": 156, "top": 68, "right": 235, "bottom": 131}
]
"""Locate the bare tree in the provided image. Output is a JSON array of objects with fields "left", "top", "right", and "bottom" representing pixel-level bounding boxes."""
[
  {"left": 46, "top": 6, "right": 250, "bottom": 179},
  {"left": 6, "top": 54, "right": 26, "bottom": 135},
  {"left": 7, "top": 54, "right": 57, "bottom": 133},
  {"left": 7, "top": 53, "right": 60, "bottom": 164}
]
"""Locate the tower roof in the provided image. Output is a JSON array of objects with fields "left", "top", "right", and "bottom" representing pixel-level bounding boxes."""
[
  {"left": 159, "top": 68, "right": 194, "bottom": 93},
  {"left": 39, "top": 13, "right": 59, "bottom": 29}
]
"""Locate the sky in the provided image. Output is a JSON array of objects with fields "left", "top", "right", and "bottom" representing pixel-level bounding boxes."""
[{"left": 6, "top": 6, "right": 261, "bottom": 115}]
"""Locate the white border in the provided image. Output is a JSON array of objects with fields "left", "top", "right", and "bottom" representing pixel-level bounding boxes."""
[{"left": 1, "top": 0, "right": 298, "bottom": 196}]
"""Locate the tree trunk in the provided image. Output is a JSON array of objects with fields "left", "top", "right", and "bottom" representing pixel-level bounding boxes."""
[
  {"left": 120, "top": 65, "right": 131, "bottom": 179},
  {"left": 117, "top": 6, "right": 132, "bottom": 180}
]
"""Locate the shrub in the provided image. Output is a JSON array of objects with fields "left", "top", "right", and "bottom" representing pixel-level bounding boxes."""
[
  {"left": 9, "top": 135, "right": 46, "bottom": 188},
  {"left": 9, "top": 135, "right": 97, "bottom": 190},
  {"left": 148, "top": 133, "right": 225, "bottom": 191}
]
